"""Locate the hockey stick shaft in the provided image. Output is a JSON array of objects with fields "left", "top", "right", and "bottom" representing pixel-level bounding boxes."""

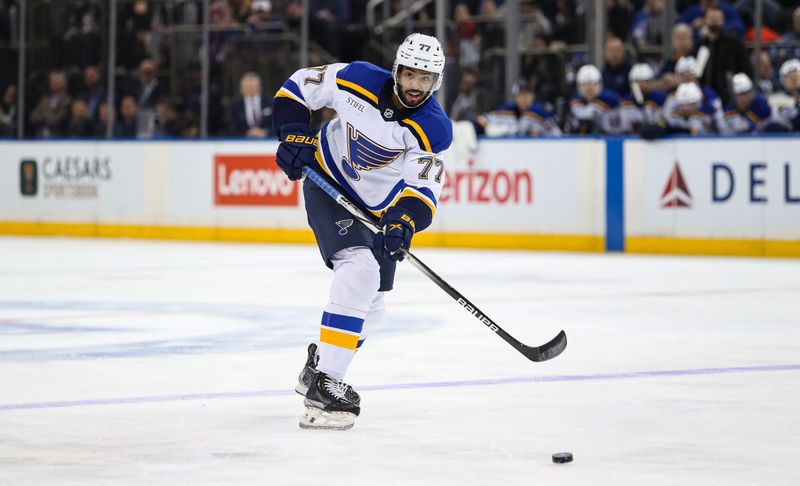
[{"left": 302, "top": 166, "right": 567, "bottom": 362}]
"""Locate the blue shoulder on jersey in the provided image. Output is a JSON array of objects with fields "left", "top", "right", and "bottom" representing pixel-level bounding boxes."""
[
  {"left": 750, "top": 94, "right": 771, "bottom": 120},
  {"left": 400, "top": 97, "right": 453, "bottom": 154},
  {"left": 528, "top": 102, "right": 554, "bottom": 119},
  {"left": 701, "top": 86, "right": 720, "bottom": 103},
  {"left": 648, "top": 89, "right": 667, "bottom": 106},
  {"left": 335, "top": 61, "right": 391, "bottom": 108},
  {"left": 492, "top": 102, "right": 518, "bottom": 112},
  {"left": 596, "top": 90, "right": 620, "bottom": 109},
  {"left": 700, "top": 98, "right": 717, "bottom": 117}
]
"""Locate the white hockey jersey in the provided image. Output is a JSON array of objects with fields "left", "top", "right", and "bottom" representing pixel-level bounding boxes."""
[{"left": 275, "top": 62, "right": 453, "bottom": 228}]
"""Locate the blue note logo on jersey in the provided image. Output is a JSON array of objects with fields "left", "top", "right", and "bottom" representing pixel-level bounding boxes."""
[{"left": 340, "top": 123, "right": 404, "bottom": 181}]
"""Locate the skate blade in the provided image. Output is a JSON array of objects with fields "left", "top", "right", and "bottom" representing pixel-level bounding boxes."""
[{"left": 299, "top": 406, "right": 356, "bottom": 430}]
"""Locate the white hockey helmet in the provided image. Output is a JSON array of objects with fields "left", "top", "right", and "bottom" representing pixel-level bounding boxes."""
[
  {"left": 576, "top": 64, "right": 602, "bottom": 85},
  {"left": 675, "top": 82, "right": 702, "bottom": 105},
  {"left": 629, "top": 63, "right": 655, "bottom": 83},
  {"left": 675, "top": 56, "right": 698, "bottom": 76},
  {"left": 780, "top": 58, "right": 800, "bottom": 82},
  {"left": 731, "top": 73, "right": 753, "bottom": 95},
  {"left": 392, "top": 33, "right": 445, "bottom": 108}
]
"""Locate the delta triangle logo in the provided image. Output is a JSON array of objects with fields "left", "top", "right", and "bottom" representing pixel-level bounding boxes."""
[{"left": 660, "top": 161, "right": 692, "bottom": 208}]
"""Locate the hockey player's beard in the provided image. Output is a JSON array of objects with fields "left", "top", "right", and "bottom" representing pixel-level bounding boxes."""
[{"left": 400, "top": 87, "right": 426, "bottom": 107}]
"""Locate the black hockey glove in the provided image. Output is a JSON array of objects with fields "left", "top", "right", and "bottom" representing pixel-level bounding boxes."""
[
  {"left": 374, "top": 206, "right": 415, "bottom": 262},
  {"left": 276, "top": 123, "right": 318, "bottom": 180}
]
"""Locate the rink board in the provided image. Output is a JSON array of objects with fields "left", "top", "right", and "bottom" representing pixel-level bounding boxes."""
[
  {"left": 0, "top": 139, "right": 605, "bottom": 252},
  {"left": 1, "top": 137, "right": 798, "bottom": 256},
  {"left": 624, "top": 138, "right": 800, "bottom": 257}
]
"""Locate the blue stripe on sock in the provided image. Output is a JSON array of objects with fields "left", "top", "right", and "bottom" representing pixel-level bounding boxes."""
[
  {"left": 321, "top": 312, "right": 364, "bottom": 334},
  {"left": 356, "top": 339, "right": 365, "bottom": 348}
]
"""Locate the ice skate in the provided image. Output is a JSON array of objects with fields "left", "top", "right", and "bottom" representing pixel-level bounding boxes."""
[
  {"left": 299, "top": 371, "right": 360, "bottom": 430},
  {"left": 295, "top": 343, "right": 361, "bottom": 405}
]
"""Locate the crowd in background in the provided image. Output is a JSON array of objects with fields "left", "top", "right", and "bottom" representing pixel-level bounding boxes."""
[{"left": 1, "top": 0, "right": 799, "bottom": 139}]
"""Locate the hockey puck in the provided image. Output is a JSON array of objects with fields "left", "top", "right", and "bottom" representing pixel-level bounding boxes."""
[{"left": 552, "top": 452, "right": 573, "bottom": 464}]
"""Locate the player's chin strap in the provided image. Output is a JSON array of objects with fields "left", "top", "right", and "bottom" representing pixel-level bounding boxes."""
[{"left": 300, "top": 166, "right": 567, "bottom": 363}]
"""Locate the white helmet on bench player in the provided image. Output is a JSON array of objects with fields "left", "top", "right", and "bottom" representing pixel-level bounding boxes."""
[{"left": 392, "top": 33, "right": 445, "bottom": 108}]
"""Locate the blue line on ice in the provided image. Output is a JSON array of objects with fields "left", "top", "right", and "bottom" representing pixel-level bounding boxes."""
[{"left": 2, "top": 363, "right": 798, "bottom": 411}]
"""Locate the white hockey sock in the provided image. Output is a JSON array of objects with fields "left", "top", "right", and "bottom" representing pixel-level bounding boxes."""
[
  {"left": 356, "top": 292, "right": 385, "bottom": 352},
  {"left": 317, "top": 248, "right": 379, "bottom": 381}
]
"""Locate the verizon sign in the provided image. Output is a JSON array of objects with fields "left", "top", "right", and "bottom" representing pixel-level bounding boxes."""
[{"left": 214, "top": 154, "right": 298, "bottom": 206}]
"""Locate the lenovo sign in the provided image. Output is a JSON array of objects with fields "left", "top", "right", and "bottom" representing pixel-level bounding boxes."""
[{"left": 214, "top": 154, "right": 298, "bottom": 206}]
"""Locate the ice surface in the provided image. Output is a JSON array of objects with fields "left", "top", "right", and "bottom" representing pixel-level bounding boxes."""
[{"left": 1, "top": 236, "right": 799, "bottom": 485}]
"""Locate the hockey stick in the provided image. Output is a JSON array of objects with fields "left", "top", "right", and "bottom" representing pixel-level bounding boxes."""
[{"left": 302, "top": 166, "right": 567, "bottom": 362}]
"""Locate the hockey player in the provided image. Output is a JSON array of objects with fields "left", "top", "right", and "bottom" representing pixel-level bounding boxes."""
[
  {"left": 568, "top": 64, "right": 622, "bottom": 134},
  {"left": 474, "top": 79, "right": 561, "bottom": 137},
  {"left": 720, "top": 73, "right": 773, "bottom": 134},
  {"left": 674, "top": 56, "right": 724, "bottom": 130},
  {"left": 642, "top": 82, "right": 717, "bottom": 139},
  {"left": 619, "top": 63, "right": 667, "bottom": 134},
  {"left": 663, "top": 82, "right": 717, "bottom": 135},
  {"left": 769, "top": 59, "right": 800, "bottom": 132},
  {"left": 272, "top": 33, "right": 452, "bottom": 430}
]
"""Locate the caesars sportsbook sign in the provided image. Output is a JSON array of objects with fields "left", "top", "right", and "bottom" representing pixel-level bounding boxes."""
[{"left": 2, "top": 143, "right": 145, "bottom": 223}]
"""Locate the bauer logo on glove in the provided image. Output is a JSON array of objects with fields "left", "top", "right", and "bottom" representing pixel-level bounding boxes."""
[{"left": 283, "top": 134, "right": 318, "bottom": 147}]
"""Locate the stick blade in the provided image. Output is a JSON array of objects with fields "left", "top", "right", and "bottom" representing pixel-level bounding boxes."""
[{"left": 521, "top": 330, "right": 567, "bottom": 362}]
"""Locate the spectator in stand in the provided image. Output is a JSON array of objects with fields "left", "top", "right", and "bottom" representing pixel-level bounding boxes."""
[
  {"left": 677, "top": 0, "right": 745, "bottom": 38},
  {"left": 0, "top": 83, "right": 16, "bottom": 137},
  {"left": 569, "top": 64, "right": 623, "bottom": 134},
  {"left": 769, "top": 59, "right": 800, "bottom": 131},
  {"left": 697, "top": 6, "right": 753, "bottom": 104},
  {"left": 94, "top": 101, "right": 110, "bottom": 137},
  {"left": 449, "top": 70, "right": 481, "bottom": 121},
  {"left": 518, "top": 0, "right": 552, "bottom": 50},
  {"left": 659, "top": 23, "right": 695, "bottom": 89},
  {"left": 754, "top": 51, "right": 778, "bottom": 96},
  {"left": 79, "top": 65, "right": 106, "bottom": 120},
  {"left": 154, "top": 99, "right": 181, "bottom": 137},
  {"left": 246, "top": 0, "right": 283, "bottom": 34},
  {"left": 114, "top": 95, "right": 139, "bottom": 138},
  {"left": 178, "top": 112, "right": 200, "bottom": 138},
  {"left": 550, "top": 0, "right": 582, "bottom": 46},
  {"left": 118, "top": 0, "right": 167, "bottom": 68},
  {"left": 285, "top": 0, "right": 343, "bottom": 58},
  {"left": 476, "top": 0, "right": 504, "bottom": 52},
  {"left": 229, "top": 72, "right": 272, "bottom": 137},
  {"left": 228, "top": 0, "right": 253, "bottom": 23},
  {"left": 311, "top": 0, "right": 350, "bottom": 56},
  {"left": 66, "top": 98, "right": 96, "bottom": 137},
  {"left": 773, "top": 7, "right": 800, "bottom": 65},
  {"left": 631, "top": 0, "right": 665, "bottom": 49},
  {"left": 64, "top": 7, "right": 103, "bottom": 68},
  {"left": 136, "top": 58, "right": 162, "bottom": 110},
  {"left": 475, "top": 79, "right": 561, "bottom": 137},
  {"left": 451, "top": 2, "right": 480, "bottom": 69},
  {"left": 209, "top": 0, "right": 240, "bottom": 66},
  {"left": 172, "top": 0, "right": 201, "bottom": 25},
  {"left": 720, "top": 73, "right": 776, "bottom": 134},
  {"left": 30, "top": 71, "right": 72, "bottom": 138},
  {"left": 619, "top": 63, "right": 668, "bottom": 134},
  {"left": 606, "top": 0, "right": 635, "bottom": 42},
  {"left": 602, "top": 37, "right": 632, "bottom": 97}
]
